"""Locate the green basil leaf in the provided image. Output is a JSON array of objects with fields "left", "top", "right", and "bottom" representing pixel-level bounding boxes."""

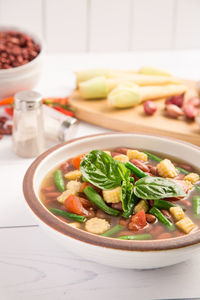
[
  {"left": 80, "top": 150, "right": 122, "bottom": 190},
  {"left": 134, "top": 176, "right": 186, "bottom": 199}
]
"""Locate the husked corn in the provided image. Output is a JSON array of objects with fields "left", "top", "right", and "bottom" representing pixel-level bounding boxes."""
[
  {"left": 104, "top": 151, "right": 111, "bottom": 156},
  {"left": 157, "top": 159, "right": 178, "bottom": 178},
  {"left": 103, "top": 186, "right": 121, "bottom": 203},
  {"left": 184, "top": 173, "right": 199, "bottom": 184},
  {"left": 85, "top": 217, "right": 110, "bottom": 234},
  {"left": 184, "top": 180, "right": 193, "bottom": 191},
  {"left": 114, "top": 154, "right": 129, "bottom": 163},
  {"left": 176, "top": 216, "right": 196, "bottom": 234},
  {"left": 64, "top": 170, "right": 82, "bottom": 180},
  {"left": 68, "top": 222, "right": 81, "bottom": 229},
  {"left": 57, "top": 190, "right": 74, "bottom": 204},
  {"left": 66, "top": 180, "right": 81, "bottom": 194},
  {"left": 134, "top": 199, "right": 148, "bottom": 213},
  {"left": 127, "top": 149, "right": 147, "bottom": 162},
  {"left": 169, "top": 206, "right": 184, "bottom": 221}
]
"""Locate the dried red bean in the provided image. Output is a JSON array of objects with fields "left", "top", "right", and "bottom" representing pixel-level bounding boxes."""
[
  {"left": 61, "top": 159, "right": 75, "bottom": 173},
  {"left": 96, "top": 209, "right": 106, "bottom": 219},
  {"left": 42, "top": 186, "right": 57, "bottom": 193},
  {"left": 146, "top": 214, "right": 156, "bottom": 223},
  {"left": 119, "top": 218, "right": 129, "bottom": 227},
  {"left": 178, "top": 164, "right": 194, "bottom": 172},
  {"left": 111, "top": 202, "right": 123, "bottom": 210},
  {"left": 45, "top": 192, "right": 62, "bottom": 198},
  {"left": 0, "top": 30, "right": 40, "bottom": 69},
  {"left": 147, "top": 165, "right": 157, "bottom": 176},
  {"left": 111, "top": 152, "right": 122, "bottom": 157},
  {"left": 161, "top": 209, "right": 171, "bottom": 219},
  {"left": 114, "top": 147, "right": 128, "bottom": 155},
  {"left": 130, "top": 159, "right": 150, "bottom": 173}
]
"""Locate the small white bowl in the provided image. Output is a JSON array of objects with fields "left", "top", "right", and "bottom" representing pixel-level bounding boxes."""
[
  {"left": 0, "top": 26, "right": 45, "bottom": 99},
  {"left": 23, "top": 133, "right": 200, "bottom": 269}
]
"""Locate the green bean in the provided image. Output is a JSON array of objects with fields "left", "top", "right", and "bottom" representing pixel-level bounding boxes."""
[
  {"left": 84, "top": 186, "right": 120, "bottom": 216},
  {"left": 193, "top": 196, "right": 200, "bottom": 218},
  {"left": 176, "top": 167, "right": 190, "bottom": 175},
  {"left": 144, "top": 151, "right": 190, "bottom": 175},
  {"left": 116, "top": 234, "right": 152, "bottom": 240},
  {"left": 102, "top": 224, "right": 124, "bottom": 237},
  {"left": 143, "top": 151, "right": 162, "bottom": 162},
  {"left": 154, "top": 199, "right": 175, "bottom": 210},
  {"left": 122, "top": 194, "right": 139, "bottom": 218},
  {"left": 125, "top": 161, "right": 148, "bottom": 178},
  {"left": 49, "top": 208, "right": 86, "bottom": 223},
  {"left": 150, "top": 207, "right": 175, "bottom": 231},
  {"left": 54, "top": 170, "right": 65, "bottom": 192},
  {"left": 195, "top": 185, "right": 200, "bottom": 192}
]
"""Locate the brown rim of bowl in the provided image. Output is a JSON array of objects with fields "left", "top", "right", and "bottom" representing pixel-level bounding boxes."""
[{"left": 23, "top": 132, "right": 200, "bottom": 252}]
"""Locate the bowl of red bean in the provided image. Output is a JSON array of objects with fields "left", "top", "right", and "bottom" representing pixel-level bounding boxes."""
[
  {"left": 23, "top": 133, "right": 200, "bottom": 269},
  {"left": 0, "top": 26, "right": 44, "bottom": 98}
]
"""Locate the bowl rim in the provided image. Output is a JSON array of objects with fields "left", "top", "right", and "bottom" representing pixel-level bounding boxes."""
[
  {"left": 0, "top": 25, "right": 45, "bottom": 76},
  {"left": 23, "top": 132, "right": 200, "bottom": 252}
]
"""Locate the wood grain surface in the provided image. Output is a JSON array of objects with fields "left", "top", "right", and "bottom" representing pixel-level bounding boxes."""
[{"left": 69, "top": 80, "right": 200, "bottom": 146}]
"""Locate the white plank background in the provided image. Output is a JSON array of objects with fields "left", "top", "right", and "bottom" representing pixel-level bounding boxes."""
[{"left": 0, "top": 0, "right": 200, "bottom": 52}]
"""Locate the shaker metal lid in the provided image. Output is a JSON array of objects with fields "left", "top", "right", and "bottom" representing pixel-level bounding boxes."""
[{"left": 14, "top": 90, "right": 42, "bottom": 110}]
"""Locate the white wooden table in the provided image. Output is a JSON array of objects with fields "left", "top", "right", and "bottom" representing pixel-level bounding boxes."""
[{"left": 1, "top": 51, "right": 200, "bottom": 300}]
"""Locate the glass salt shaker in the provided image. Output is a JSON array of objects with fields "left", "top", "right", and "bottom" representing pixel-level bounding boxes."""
[{"left": 12, "top": 90, "right": 44, "bottom": 158}]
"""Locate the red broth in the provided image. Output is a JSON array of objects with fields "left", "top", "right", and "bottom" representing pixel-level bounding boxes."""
[{"left": 40, "top": 148, "right": 200, "bottom": 240}]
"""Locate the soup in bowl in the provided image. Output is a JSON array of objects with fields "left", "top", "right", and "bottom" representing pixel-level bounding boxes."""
[{"left": 23, "top": 133, "right": 200, "bottom": 269}]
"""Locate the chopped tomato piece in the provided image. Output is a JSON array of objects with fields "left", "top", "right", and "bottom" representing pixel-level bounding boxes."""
[
  {"left": 128, "top": 210, "right": 147, "bottom": 231},
  {"left": 72, "top": 154, "right": 85, "bottom": 169},
  {"left": 64, "top": 194, "right": 89, "bottom": 216}
]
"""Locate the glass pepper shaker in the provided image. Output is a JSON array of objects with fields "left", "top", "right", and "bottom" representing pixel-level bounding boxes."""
[{"left": 12, "top": 90, "right": 44, "bottom": 158}]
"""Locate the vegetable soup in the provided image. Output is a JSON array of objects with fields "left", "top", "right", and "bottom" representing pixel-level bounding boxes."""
[{"left": 40, "top": 148, "right": 200, "bottom": 240}]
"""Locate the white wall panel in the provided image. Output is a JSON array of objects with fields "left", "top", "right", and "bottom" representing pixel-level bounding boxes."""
[
  {"left": 45, "top": 0, "right": 87, "bottom": 52},
  {"left": 89, "top": 0, "right": 130, "bottom": 52},
  {"left": 175, "top": 0, "right": 200, "bottom": 49},
  {"left": 0, "top": 0, "right": 43, "bottom": 38},
  {"left": 131, "top": 0, "right": 174, "bottom": 50}
]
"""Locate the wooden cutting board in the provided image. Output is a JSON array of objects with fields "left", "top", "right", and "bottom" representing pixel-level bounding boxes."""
[{"left": 69, "top": 80, "right": 200, "bottom": 146}]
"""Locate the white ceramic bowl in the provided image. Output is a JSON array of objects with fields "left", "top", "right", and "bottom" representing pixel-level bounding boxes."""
[
  {"left": 23, "top": 133, "right": 200, "bottom": 269},
  {"left": 0, "top": 26, "right": 45, "bottom": 99}
]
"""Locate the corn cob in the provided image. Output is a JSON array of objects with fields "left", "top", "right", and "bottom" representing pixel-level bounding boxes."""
[
  {"left": 103, "top": 186, "right": 121, "bottom": 203},
  {"left": 157, "top": 159, "right": 178, "bottom": 178},
  {"left": 66, "top": 180, "right": 81, "bottom": 194},
  {"left": 57, "top": 190, "right": 75, "bottom": 204},
  {"left": 64, "top": 170, "right": 82, "bottom": 180},
  {"left": 85, "top": 217, "right": 110, "bottom": 234},
  {"left": 114, "top": 154, "right": 129, "bottom": 163},
  {"left": 127, "top": 150, "right": 147, "bottom": 162},
  {"left": 176, "top": 216, "right": 196, "bottom": 234},
  {"left": 169, "top": 206, "right": 184, "bottom": 221},
  {"left": 184, "top": 173, "right": 199, "bottom": 184}
]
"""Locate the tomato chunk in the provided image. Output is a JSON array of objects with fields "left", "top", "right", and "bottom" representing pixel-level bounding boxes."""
[
  {"left": 64, "top": 195, "right": 89, "bottom": 216},
  {"left": 72, "top": 154, "right": 85, "bottom": 169},
  {"left": 128, "top": 210, "right": 147, "bottom": 231}
]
